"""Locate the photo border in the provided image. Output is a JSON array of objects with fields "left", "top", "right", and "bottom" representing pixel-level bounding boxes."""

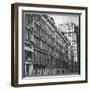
[{"left": 11, "top": 3, "right": 88, "bottom": 87}]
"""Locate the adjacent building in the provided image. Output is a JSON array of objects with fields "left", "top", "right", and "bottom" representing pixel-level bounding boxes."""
[
  {"left": 58, "top": 23, "right": 78, "bottom": 62},
  {"left": 58, "top": 22, "right": 80, "bottom": 73}
]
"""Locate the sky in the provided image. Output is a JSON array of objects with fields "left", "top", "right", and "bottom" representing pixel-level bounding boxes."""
[
  {"left": 24, "top": 11, "right": 79, "bottom": 27},
  {"left": 49, "top": 14, "right": 79, "bottom": 27}
]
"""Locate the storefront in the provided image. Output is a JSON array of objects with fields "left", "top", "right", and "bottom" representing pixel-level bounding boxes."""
[{"left": 24, "top": 46, "right": 34, "bottom": 77}]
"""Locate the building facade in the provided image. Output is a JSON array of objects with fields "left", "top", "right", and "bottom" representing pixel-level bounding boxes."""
[
  {"left": 58, "top": 22, "right": 80, "bottom": 73},
  {"left": 23, "top": 13, "right": 73, "bottom": 77},
  {"left": 58, "top": 23, "right": 78, "bottom": 62}
]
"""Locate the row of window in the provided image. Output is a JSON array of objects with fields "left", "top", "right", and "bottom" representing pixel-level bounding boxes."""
[
  {"left": 25, "top": 14, "right": 43, "bottom": 25},
  {"left": 25, "top": 14, "right": 47, "bottom": 28},
  {"left": 24, "top": 27, "right": 65, "bottom": 55},
  {"left": 24, "top": 23, "right": 56, "bottom": 50},
  {"left": 24, "top": 48, "right": 68, "bottom": 65},
  {"left": 34, "top": 49, "right": 69, "bottom": 65},
  {"left": 34, "top": 22, "right": 54, "bottom": 44},
  {"left": 24, "top": 14, "right": 71, "bottom": 60},
  {"left": 25, "top": 14, "right": 64, "bottom": 48},
  {"left": 60, "top": 25, "right": 74, "bottom": 32},
  {"left": 24, "top": 27, "right": 34, "bottom": 41},
  {"left": 25, "top": 14, "right": 72, "bottom": 50},
  {"left": 24, "top": 28, "right": 68, "bottom": 57},
  {"left": 34, "top": 36, "right": 55, "bottom": 53},
  {"left": 34, "top": 50, "right": 54, "bottom": 65},
  {"left": 24, "top": 29, "right": 68, "bottom": 56}
]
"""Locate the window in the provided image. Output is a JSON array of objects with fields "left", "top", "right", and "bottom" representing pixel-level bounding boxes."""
[
  {"left": 43, "top": 54, "right": 45, "bottom": 64},
  {"left": 34, "top": 50, "right": 37, "bottom": 62},
  {"left": 25, "top": 64, "right": 29, "bottom": 76},
  {"left": 25, "top": 50, "right": 28, "bottom": 60},
  {"left": 25, "top": 14, "right": 29, "bottom": 25},
  {"left": 25, "top": 14, "right": 33, "bottom": 26},
  {"left": 48, "top": 37, "right": 52, "bottom": 43},
  {"left": 43, "top": 42, "right": 46, "bottom": 50},
  {"left": 37, "top": 51, "right": 39, "bottom": 62},
  {"left": 25, "top": 29, "right": 28, "bottom": 40},
  {"left": 25, "top": 27, "right": 34, "bottom": 41},
  {"left": 40, "top": 28, "right": 42, "bottom": 36},
  {"left": 44, "top": 54, "right": 47, "bottom": 64},
  {"left": 44, "top": 32, "right": 47, "bottom": 40},
  {"left": 49, "top": 45, "right": 52, "bottom": 52},
  {"left": 34, "top": 36, "right": 40, "bottom": 48},
  {"left": 41, "top": 53, "right": 43, "bottom": 63},
  {"left": 39, "top": 52, "right": 41, "bottom": 63},
  {"left": 40, "top": 16, "right": 46, "bottom": 26},
  {"left": 34, "top": 36, "right": 37, "bottom": 46},
  {"left": 40, "top": 40, "right": 42, "bottom": 49},
  {"left": 34, "top": 22, "right": 40, "bottom": 35},
  {"left": 68, "top": 34, "right": 72, "bottom": 37},
  {"left": 39, "top": 52, "right": 41, "bottom": 62},
  {"left": 48, "top": 56, "right": 51, "bottom": 64},
  {"left": 24, "top": 27, "right": 29, "bottom": 40},
  {"left": 41, "top": 53, "right": 42, "bottom": 63},
  {"left": 45, "top": 43, "right": 47, "bottom": 51},
  {"left": 34, "top": 36, "right": 37, "bottom": 47},
  {"left": 42, "top": 30, "right": 45, "bottom": 39},
  {"left": 28, "top": 30, "right": 31, "bottom": 40},
  {"left": 34, "top": 23, "right": 37, "bottom": 32},
  {"left": 68, "top": 27, "right": 71, "bottom": 31},
  {"left": 42, "top": 41, "right": 44, "bottom": 50},
  {"left": 72, "top": 26, "right": 73, "bottom": 30},
  {"left": 28, "top": 30, "right": 34, "bottom": 42},
  {"left": 37, "top": 15, "right": 41, "bottom": 21}
]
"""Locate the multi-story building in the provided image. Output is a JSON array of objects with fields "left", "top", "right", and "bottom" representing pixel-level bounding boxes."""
[
  {"left": 23, "top": 13, "right": 73, "bottom": 77},
  {"left": 58, "top": 23, "right": 78, "bottom": 62}
]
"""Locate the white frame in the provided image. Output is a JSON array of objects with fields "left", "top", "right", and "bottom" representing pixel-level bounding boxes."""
[{"left": 18, "top": 6, "right": 86, "bottom": 84}]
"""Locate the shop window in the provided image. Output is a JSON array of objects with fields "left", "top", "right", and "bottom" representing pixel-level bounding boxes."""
[{"left": 25, "top": 64, "right": 29, "bottom": 76}]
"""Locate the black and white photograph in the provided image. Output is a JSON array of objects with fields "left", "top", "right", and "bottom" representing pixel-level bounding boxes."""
[
  {"left": 11, "top": 3, "right": 87, "bottom": 87},
  {"left": 22, "top": 11, "right": 80, "bottom": 78}
]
